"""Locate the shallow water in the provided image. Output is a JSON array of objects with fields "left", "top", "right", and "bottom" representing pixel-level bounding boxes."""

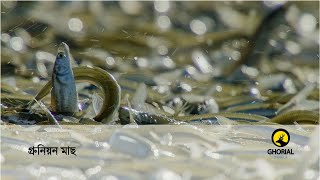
[
  {"left": 1, "top": 2, "right": 319, "bottom": 125},
  {"left": 1, "top": 125, "right": 319, "bottom": 180},
  {"left": 1, "top": 1, "right": 319, "bottom": 179}
]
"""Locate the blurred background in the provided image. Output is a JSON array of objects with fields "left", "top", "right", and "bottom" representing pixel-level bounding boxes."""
[
  {"left": 1, "top": 2, "right": 319, "bottom": 180},
  {"left": 1, "top": 1, "right": 319, "bottom": 124}
]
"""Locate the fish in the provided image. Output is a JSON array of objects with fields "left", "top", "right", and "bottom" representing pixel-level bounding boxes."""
[{"left": 51, "top": 42, "right": 79, "bottom": 115}]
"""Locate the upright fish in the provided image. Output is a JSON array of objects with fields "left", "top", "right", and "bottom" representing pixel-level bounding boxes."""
[{"left": 51, "top": 42, "right": 78, "bottom": 114}]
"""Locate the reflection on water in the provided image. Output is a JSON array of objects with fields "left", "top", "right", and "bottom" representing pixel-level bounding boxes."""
[{"left": 1, "top": 125, "right": 319, "bottom": 179}]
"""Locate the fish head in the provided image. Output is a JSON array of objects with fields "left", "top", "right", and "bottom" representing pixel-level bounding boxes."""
[{"left": 54, "top": 42, "right": 71, "bottom": 75}]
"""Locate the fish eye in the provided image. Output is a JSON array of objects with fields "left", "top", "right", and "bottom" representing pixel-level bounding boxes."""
[{"left": 57, "top": 52, "right": 65, "bottom": 58}]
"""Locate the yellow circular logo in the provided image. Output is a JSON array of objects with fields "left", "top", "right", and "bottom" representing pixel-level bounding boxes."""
[{"left": 272, "top": 129, "right": 290, "bottom": 147}]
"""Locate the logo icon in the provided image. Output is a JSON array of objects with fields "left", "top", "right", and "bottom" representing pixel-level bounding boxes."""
[{"left": 272, "top": 129, "right": 290, "bottom": 147}]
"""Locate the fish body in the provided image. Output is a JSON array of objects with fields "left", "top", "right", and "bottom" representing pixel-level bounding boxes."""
[
  {"left": 32, "top": 65, "right": 121, "bottom": 123},
  {"left": 51, "top": 42, "right": 78, "bottom": 114}
]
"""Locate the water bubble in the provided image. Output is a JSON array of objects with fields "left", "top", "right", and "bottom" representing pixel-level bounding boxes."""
[
  {"left": 285, "top": 41, "right": 301, "bottom": 55},
  {"left": 283, "top": 78, "right": 296, "bottom": 94},
  {"left": 68, "top": 18, "right": 83, "bottom": 32},
  {"left": 154, "top": 85, "right": 170, "bottom": 94},
  {"left": 36, "top": 51, "right": 55, "bottom": 62},
  {"left": 232, "top": 40, "right": 241, "bottom": 49},
  {"left": 10, "top": 36, "right": 24, "bottom": 52},
  {"left": 1, "top": 33, "right": 10, "bottom": 43},
  {"left": 156, "top": 15, "right": 171, "bottom": 30},
  {"left": 298, "top": 13, "right": 316, "bottom": 34},
  {"left": 190, "top": 19, "right": 207, "bottom": 35},
  {"left": 136, "top": 57, "right": 148, "bottom": 68},
  {"left": 119, "top": 1, "right": 142, "bottom": 15},
  {"left": 163, "top": 57, "right": 175, "bottom": 69},
  {"left": 206, "top": 151, "right": 221, "bottom": 159},
  {"left": 106, "top": 57, "right": 115, "bottom": 66},
  {"left": 32, "top": 77, "right": 40, "bottom": 83},
  {"left": 216, "top": 85, "right": 222, "bottom": 92},
  {"left": 95, "top": 141, "right": 100, "bottom": 147},
  {"left": 268, "top": 39, "right": 278, "bottom": 47},
  {"left": 231, "top": 51, "right": 241, "bottom": 61},
  {"left": 250, "top": 87, "right": 261, "bottom": 97},
  {"left": 154, "top": 1, "right": 170, "bottom": 13},
  {"left": 185, "top": 66, "right": 197, "bottom": 75},
  {"left": 241, "top": 65, "right": 259, "bottom": 77},
  {"left": 157, "top": 45, "right": 168, "bottom": 55}
]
